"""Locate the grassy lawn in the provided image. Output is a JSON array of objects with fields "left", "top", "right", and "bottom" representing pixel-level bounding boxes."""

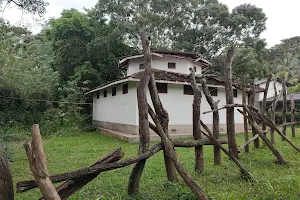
[{"left": 8, "top": 127, "right": 300, "bottom": 200}]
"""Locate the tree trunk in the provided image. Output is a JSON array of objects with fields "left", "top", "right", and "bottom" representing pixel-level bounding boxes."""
[
  {"left": 270, "top": 75, "right": 278, "bottom": 144},
  {"left": 200, "top": 77, "right": 221, "bottom": 164},
  {"left": 291, "top": 94, "right": 296, "bottom": 137},
  {"left": 128, "top": 32, "right": 152, "bottom": 195},
  {"left": 242, "top": 84, "right": 249, "bottom": 153},
  {"left": 189, "top": 69, "right": 203, "bottom": 172},
  {"left": 0, "top": 144, "right": 14, "bottom": 200},
  {"left": 282, "top": 78, "right": 287, "bottom": 141},
  {"left": 250, "top": 84, "right": 259, "bottom": 148},
  {"left": 224, "top": 46, "right": 238, "bottom": 158},
  {"left": 261, "top": 74, "right": 272, "bottom": 133},
  {"left": 24, "top": 124, "right": 61, "bottom": 200}
]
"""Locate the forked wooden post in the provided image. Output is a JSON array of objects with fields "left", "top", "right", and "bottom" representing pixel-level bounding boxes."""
[
  {"left": 0, "top": 144, "right": 14, "bottom": 200},
  {"left": 242, "top": 84, "right": 249, "bottom": 153},
  {"left": 249, "top": 84, "right": 259, "bottom": 148},
  {"left": 282, "top": 78, "right": 287, "bottom": 141},
  {"left": 24, "top": 124, "right": 61, "bottom": 200}
]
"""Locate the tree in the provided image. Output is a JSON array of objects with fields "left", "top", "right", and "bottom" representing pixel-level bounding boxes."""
[{"left": 0, "top": 0, "right": 48, "bottom": 16}]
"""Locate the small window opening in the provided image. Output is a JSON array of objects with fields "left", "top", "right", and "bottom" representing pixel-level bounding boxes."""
[
  {"left": 123, "top": 84, "right": 128, "bottom": 94},
  {"left": 156, "top": 83, "right": 168, "bottom": 93},
  {"left": 234, "top": 89, "right": 238, "bottom": 97},
  {"left": 139, "top": 63, "right": 145, "bottom": 70},
  {"left": 104, "top": 90, "right": 107, "bottom": 97},
  {"left": 168, "top": 62, "right": 176, "bottom": 69},
  {"left": 112, "top": 87, "right": 116, "bottom": 96},
  {"left": 97, "top": 92, "right": 100, "bottom": 99},
  {"left": 184, "top": 85, "right": 194, "bottom": 95}
]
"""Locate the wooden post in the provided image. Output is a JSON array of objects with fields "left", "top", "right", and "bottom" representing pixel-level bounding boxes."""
[
  {"left": 189, "top": 69, "right": 203, "bottom": 172},
  {"left": 282, "top": 78, "right": 287, "bottom": 141},
  {"left": 291, "top": 94, "right": 296, "bottom": 137},
  {"left": 242, "top": 84, "right": 249, "bottom": 153},
  {"left": 270, "top": 75, "right": 278, "bottom": 144},
  {"left": 0, "top": 144, "right": 14, "bottom": 200},
  {"left": 148, "top": 76, "right": 177, "bottom": 181},
  {"left": 224, "top": 46, "right": 238, "bottom": 158},
  {"left": 250, "top": 84, "right": 259, "bottom": 148},
  {"left": 261, "top": 74, "right": 272, "bottom": 133},
  {"left": 128, "top": 31, "right": 152, "bottom": 195},
  {"left": 200, "top": 76, "right": 221, "bottom": 164},
  {"left": 24, "top": 124, "right": 61, "bottom": 200}
]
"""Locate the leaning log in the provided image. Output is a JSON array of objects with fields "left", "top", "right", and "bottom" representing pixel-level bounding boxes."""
[
  {"left": 238, "top": 108, "right": 286, "bottom": 164},
  {"left": 0, "top": 144, "right": 14, "bottom": 200},
  {"left": 238, "top": 134, "right": 259, "bottom": 153},
  {"left": 200, "top": 76, "right": 221, "bottom": 164},
  {"left": 40, "top": 148, "right": 124, "bottom": 200},
  {"left": 199, "top": 121, "right": 255, "bottom": 182},
  {"left": 128, "top": 31, "right": 152, "bottom": 195},
  {"left": 24, "top": 124, "right": 61, "bottom": 200}
]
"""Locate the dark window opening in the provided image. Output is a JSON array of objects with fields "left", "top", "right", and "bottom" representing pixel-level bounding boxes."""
[
  {"left": 193, "top": 66, "right": 197, "bottom": 72},
  {"left": 168, "top": 62, "right": 176, "bottom": 69},
  {"left": 209, "top": 87, "right": 218, "bottom": 96},
  {"left": 97, "top": 92, "right": 100, "bottom": 99},
  {"left": 234, "top": 89, "right": 238, "bottom": 97},
  {"left": 156, "top": 83, "right": 168, "bottom": 93},
  {"left": 112, "top": 87, "right": 116, "bottom": 96},
  {"left": 139, "top": 63, "right": 145, "bottom": 70},
  {"left": 123, "top": 84, "right": 128, "bottom": 94},
  {"left": 184, "top": 85, "right": 194, "bottom": 95},
  {"left": 104, "top": 90, "right": 107, "bottom": 97}
]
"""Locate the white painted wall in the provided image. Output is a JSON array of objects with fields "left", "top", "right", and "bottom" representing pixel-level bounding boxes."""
[
  {"left": 127, "top": 56, "right": 202, "bottom": 76},
  {"left": 256, "top": 80, "right": 283, "bottom": 102},
  {"left": 147, "top": 83, "right": 244, "bottom": 126},
  {"left": 93, "top": 82, "right": 137, "bottom": 125}
]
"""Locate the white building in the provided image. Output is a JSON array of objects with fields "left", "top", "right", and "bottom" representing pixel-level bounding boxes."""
[{"left": 87, "top": 51, "right": 247, "bottom": 141}]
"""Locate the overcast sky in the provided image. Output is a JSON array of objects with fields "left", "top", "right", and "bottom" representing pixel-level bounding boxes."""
[{"left": 2, "top": 0, "right": 300, "bottom": 47}]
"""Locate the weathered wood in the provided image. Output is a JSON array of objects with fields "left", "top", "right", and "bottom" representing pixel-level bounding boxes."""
[
  {"left": 128, "top": 31, "right": 152, "bottom": 195},
  {"left": 238, "top": 134, "right": 259, "bottom": 153},
  {"left": 189, "top": 68, "right": 204, "bottom": 172},
  {"left": 148, "top": 72, "right": 177, "bottom": 181},
  {"left": 200, "top": 121, "right": 255, "bottom": 182},
  {"left": 148, "top": 105, "right": 208, "bottom": 200},
  {"left": 238, "top": 109, "right": 286, "bottom": 164},
  {"left": 291, "top": 94, "right": 296, "bottom": 137},
  {"left": 282, "top": 78, "right": 287, "bottom": 141},
  {"left": 24, "top": 124, "right": 61, "bottom": 200},
  {"left": 40, "top": 148, "right": 124, "bottom": 200},
  {"left": 242, "top": 84, "right": 249, "bottom": 153},
  {"left": 17, "top": 144, "right": 164, "bottom": 193},
  {"left": 249, "top": 84, "right": 260, "bottom": 148},
  {"left": 270, "top": 75, "right": 278, "bottom": 144},
  {"left": 200, "top": 76, "right": 221, "bottom": 164},
  {"left": 261, "top": 74, "right": 272, "bottom": 134},
  {"left": 223, "top": 46, "right": 238, "bottom": 158},
  {"left": 0, "top": 144, "right": 14, "bottom": 200}
]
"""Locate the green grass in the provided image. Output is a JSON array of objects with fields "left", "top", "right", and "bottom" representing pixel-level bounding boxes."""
[{"left": 8, "top": 127, "right": 300, "bottom": 200}]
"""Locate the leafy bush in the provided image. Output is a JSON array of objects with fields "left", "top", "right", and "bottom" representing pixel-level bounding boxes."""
[{"left": 275, "top": 112, "right": 300, "bottom": 124}]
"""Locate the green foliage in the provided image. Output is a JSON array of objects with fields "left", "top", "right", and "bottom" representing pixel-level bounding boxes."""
[
  {"left": 0, "top": 0, "right": 48, "bottom": 16},
  {"left": 275, "top": 112, "right": 300, "bottom": 124}
]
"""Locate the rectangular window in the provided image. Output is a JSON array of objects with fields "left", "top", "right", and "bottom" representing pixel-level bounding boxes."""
[
  {"left": 209, "top": 87, "right": 218, "bottom": 96},
  {"left": 168, "top": 62, "right": 176, "bottom": 69},
  {"left": 193, "top": 66, "right": 197, "bottom": 72},
  {"left": 139, "top": 63, "right": 145, "bottom": 70},
  {"left": 97, "top": 92, "right": 100, "bottom": 99},
  {"left": 112, "top": 87, "right": 116, "bottom": 96},
  {"left": 184, "top": 85, "right": 194, "bottom": 95},
  {"left": 103, "top": 90, "right": 107, "bottom": 97},
  {"left": 234, "top": 89, "right": 238, "bottom": 97},
  {"left": 156, "top": 83, "right": 167, "bottom": 93},
  {"left": 123, "top": 84, "right": 128, "bottom": 94}
]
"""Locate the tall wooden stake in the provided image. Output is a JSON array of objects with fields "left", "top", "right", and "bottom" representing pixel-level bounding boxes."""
[
  {"left": 250, "top": 84, "right": 259, "bottom": 148},
  {"left": 189, "top": 69, "right": 204, "bottom": 172},
  {"left": 24, "top": 124, "right": 61, "bottom": 200},
  {"left": 224, "top": 46, "right": 238, "bottom": 158},
  {"left": 282, "top": 78, "right": 287, "bottom": 141},
  {"left": 261, "top": 74, "right": 272, "bottom": 133},
  {"left": 0, "top": 144, "right": 14, "bottom": 200},
  {"left": 291, "top": 94, "right": 296, "bottom": 137},
  {"left": 270, "top": 75, "right": 278, "bottom": 144},
  {"left": 242, "top": 84, "right": 249, "bottom": 153},
  {"left": 128, "top": 32, "right": 152, "bottom": 195}
]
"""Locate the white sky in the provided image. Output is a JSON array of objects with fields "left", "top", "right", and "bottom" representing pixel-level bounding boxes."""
[{"left": 2, "top": 0, "right": 300, "bottom": 47}]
